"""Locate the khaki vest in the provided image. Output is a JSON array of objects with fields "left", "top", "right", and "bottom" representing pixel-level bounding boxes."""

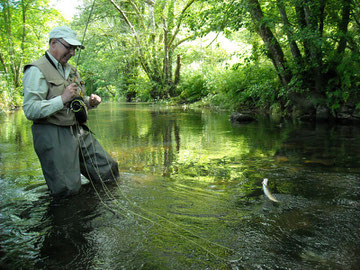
[{"left": 24, "top": 55, "right": 86, "bottom": 126}]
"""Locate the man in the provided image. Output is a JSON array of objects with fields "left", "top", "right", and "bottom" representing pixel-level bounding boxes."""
[{"left": 23, "top": 26, "right": 119, "bottom": 197}]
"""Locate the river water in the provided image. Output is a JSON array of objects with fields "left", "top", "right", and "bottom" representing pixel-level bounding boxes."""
[{"left": 1, "top": 103, "right": 360, "bottom": 269}]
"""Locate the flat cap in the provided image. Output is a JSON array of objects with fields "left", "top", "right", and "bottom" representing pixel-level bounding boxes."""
[{"left": 49, "top": 26, "right": 84, "bottom": 49}]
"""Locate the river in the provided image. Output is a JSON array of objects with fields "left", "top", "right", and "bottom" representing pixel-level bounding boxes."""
[{"left": 1, "top": 103, "right": 360, "bottom": 269}]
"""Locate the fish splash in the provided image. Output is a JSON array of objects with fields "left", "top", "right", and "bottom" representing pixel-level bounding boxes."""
[{"left": 262, "top": 178, "right": 279, "bottom": 203}]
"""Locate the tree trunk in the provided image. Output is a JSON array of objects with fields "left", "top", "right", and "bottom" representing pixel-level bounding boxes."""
[
  {"left": 318, "top": 0, "right": 326, "bottom": 36},
  {"left": 295, "top": 1, "right": 311, "bottom": 60},
  {"left": 3, "top": 0, "right": 16, "bottom": 84},
  {"left": 14, "top": 0, "right": 27, "bottom": 88},
  {"left": 163, "top": 18, "right": 170, "bottom": 86},
  {"left": 336, "top": 0, "right": 351, "bottom": 55},
  {"left": 247, "top": 0, "right": 291, "bottom": 86},
  {"left": 276, "top": 0, "right": 302, "bottom": 66},
  {"left": 0, "top": 52, "right": 8, "bottom": 75},
  {"left": 174, "top": 54, "right": 181, "bottom": 85},
  {"left": 108, "top": 0, "right": 197, "bottom": 99},
  {"left": 303, "top": 0, "right": 324, "bottom": 92},
  {"left": 109, "top": 0, "right": 151, "bottom": 77}
]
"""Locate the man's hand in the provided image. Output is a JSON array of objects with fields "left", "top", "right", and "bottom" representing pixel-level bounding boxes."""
[
  {"left": 89, "top": 94, "right": 101, "bottom": 107},
  {"left": 61, "top": 83, "right": 77, "bottom": 104}
]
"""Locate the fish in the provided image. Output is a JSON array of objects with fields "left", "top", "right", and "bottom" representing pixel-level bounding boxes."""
[
  {"left": 262, "top": 178, "right": 279, "bottom": 203},
  {"left": 303, "top": 158, "right": 335, "bottom": 166}
]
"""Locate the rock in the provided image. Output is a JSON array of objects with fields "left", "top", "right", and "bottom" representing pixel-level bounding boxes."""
[
  {"left": 352, "top": 110, "right": 360, "bottom": 119},
  {"left": 336, "top": 113, "right": 360, "bottom": 124},
  {"left": 316, "top": 105, "right": 329, "bottom": 121},
  {"left": 339, "top": 103, "right": 355, "bottom": 114},
  {"left": 299, "top": 114, "right": 315, "bottom": 122},
  {"left": 337, "top": 112, "right": 351, "bottom": 120},
  {"left": 230, "top": 112, "right": 256, "bottom": 123}
]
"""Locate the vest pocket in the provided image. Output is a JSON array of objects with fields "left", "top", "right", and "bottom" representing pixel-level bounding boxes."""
[{"left": 47, "top": 80, "right": 66, "bottom": 99}]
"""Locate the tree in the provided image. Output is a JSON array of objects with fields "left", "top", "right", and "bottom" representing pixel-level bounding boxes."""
[
  {"left": 76, "top": 0, "right": 202, "bottom": 100},
  {"left": 245, "top": 0, "right": 291, "bottom": 87},
  {"left": 0, "top": 0, "right": 65, "bottom": 111},
  {"left": 194, "top": 0, "right": 360, "bottom": 117}
]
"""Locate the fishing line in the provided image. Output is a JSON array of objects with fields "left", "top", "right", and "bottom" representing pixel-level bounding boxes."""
[
  {"left": 72, "top": 0, "right": 242, "bottom": 262},
  {"left": 75, "top": 0, "right": 96, "bottom": 72},
  {"left": 71, "top": 0, "right": 121, "bottom": 214},
  {"left": 79, "top": 106, "right": 242, "bottom": 259},
  {"left": 77, "top": 101, "right": 242, "bottom": 259},
  {"left": 76, "top": 126, "right": 242, "bottom": 261}
]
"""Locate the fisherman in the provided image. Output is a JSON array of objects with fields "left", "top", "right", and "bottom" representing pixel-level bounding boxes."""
[{"left": 23, "top": 26, "right": 119, "bottom": 197}]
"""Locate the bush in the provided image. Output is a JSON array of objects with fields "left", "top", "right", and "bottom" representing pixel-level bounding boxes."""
[
  {"left": 176, "top": 72, "right": 208, "bottom": 103},
  {"left": 204, "top": 62, "right": 280, "bottom": 111},
  {"left": 128, "top": 76, "right": 154, "bottom": 102},
  {"left": 0, "top": 79, "right": 22, "bottom": 113},
  {"left": 325, "top": 54, "right": 360, "bottom": 112}
]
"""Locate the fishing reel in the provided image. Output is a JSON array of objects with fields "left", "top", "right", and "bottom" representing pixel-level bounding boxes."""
[{"left": 69, "top": 96, "right": 88, "bottom": 124}]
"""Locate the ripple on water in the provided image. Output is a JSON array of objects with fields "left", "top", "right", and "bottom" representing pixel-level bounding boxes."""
[{"left": 2, "top": 106, "right": 360, "bottom": 269}]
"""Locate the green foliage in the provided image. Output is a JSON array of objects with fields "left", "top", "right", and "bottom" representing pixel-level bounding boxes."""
[
  {"left": 73, "top": 0, "right": 206, "bottom": 101},
  {"left": 3, "top": 0, "right": 356, "bottom": 118},
  {"left": 71, "top": 7, "right": 136, "bottom": 100},
  {"left": 192, "top": 0, "right": 360, "bottom": 116},
  {"left": 129, "top": 76, "right": 154, "bottom": 102},
  {"left": 0, "top": 0, "right": 66, "bottom": 113},
  {"left": 176, "top": 72, "right": 208, "bottom": 103},
  {"left": 325, "top": 53, "right": 360, "bottom": 112},
  {"left": 203, "top": 62, "right": 280, "bottom": 111}
]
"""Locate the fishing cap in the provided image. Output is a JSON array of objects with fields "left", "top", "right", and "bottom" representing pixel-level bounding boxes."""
[{"left": 49, "top": 26, "right": 84, "bottom": 49}]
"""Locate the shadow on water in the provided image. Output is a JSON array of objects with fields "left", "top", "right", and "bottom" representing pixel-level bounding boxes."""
[{"left": 1, "top": 104, "right": 360, "bottom": 269}]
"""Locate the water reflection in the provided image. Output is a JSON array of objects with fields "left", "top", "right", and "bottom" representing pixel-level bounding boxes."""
[
  {"left": 1, "top": 104, "right": 360, "bottom": 269},
  {"left": 34, "top": 185, "right": 101, "bottom": 269}
]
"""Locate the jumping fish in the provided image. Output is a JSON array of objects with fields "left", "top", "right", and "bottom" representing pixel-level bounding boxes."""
[{"left": 262, "top": 178, "right": 279, "bottom": 203}]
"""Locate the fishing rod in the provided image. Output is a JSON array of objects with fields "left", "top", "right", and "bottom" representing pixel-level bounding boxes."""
[
  {"left": 75, "top": 0, "right": 96, "bottom": 71},
  {"left": 71, "top": 0, "right": 243, "bottom": 262},
  {"left": 70, "top": 0, "right": 96, "bottom": 122}
]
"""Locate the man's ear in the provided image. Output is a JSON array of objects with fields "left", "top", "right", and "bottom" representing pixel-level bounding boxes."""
[{"left": 49, "top": 38, "right": 57, "bottom": 49}]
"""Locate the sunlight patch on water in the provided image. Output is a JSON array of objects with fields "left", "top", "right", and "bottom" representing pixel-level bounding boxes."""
[{"left": 2, "top": 105, "right": 360, "bottom": 269}]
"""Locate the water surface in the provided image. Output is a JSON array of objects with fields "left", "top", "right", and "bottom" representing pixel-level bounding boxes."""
[{"left": 1, "top": 103, "right": 360, "bottom": 269}]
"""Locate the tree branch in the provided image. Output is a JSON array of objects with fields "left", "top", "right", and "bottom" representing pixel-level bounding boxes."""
[
  {"left": 168, "top": 0, "right": 197, "bottom": 47},
  {"left": 127, "top": 0, "right": 146, "bottom": 30},
  {"left": 108, "top": 0, "right": 151, "bottom": 75}
]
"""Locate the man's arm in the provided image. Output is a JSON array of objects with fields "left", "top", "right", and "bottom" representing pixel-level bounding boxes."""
[{"left": 23, "top": 66, "right": 64, "bottom": 120}]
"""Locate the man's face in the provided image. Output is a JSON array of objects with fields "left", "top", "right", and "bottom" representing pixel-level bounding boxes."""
[{"left": 50, "top": 39, "right": 77, "bottom": 66}]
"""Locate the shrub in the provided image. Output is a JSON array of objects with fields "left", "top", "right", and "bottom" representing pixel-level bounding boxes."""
[
  {"left": 176, "top": 72, "right": 208, "bottom": 103},
  {"left": 128, "top": 76, "right": 154, "bottom": 102},
  {"left": 0, "top": 79, "right": 22, "bottom": 113},
  {"left": 204, "top": 62, "right": 280, "bottom": 110}
]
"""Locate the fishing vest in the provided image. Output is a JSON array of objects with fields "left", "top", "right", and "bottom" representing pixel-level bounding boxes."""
[{"left": 24, "top": 55, "right": 86, "bottom": 126}]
